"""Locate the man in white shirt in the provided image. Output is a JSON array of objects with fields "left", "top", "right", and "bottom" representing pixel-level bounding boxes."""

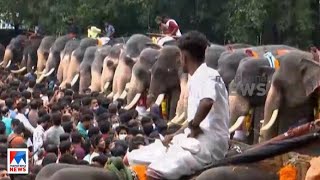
[
  {"left": 33, "top": 114, "right": 50, "bottom": 161},
  {"left": 127, "top": 31, "right": 230, "bottom": 179},
  {"left": 15, "top": 102, "right": 35, "bottom": 133}
]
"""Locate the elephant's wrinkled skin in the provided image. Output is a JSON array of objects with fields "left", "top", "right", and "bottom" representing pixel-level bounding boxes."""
[
  {"left": 2, "top": 35, "right": 28, "bottom": 68},
  {"left": 90, "top": 45, "right": 111, "bottom": 92},
  {"left": 79, "top": 46, "right": 98, "bottom": 93},
  {"left": 147, "top": 45, "right": 183, "bottom": 120},
  {"left": 196, "top": 166, "right": 277, "bottom": 180},
  {"left": 57, "top": 39, "right": 80, "bottom": 83},
  {"left": 217, "top": 45, "right": 297, "bottom": 86},
  {"left": 260, "top": 51, "right": 320, "bottom": 142},
  {"left": 36, "top": 36, "right": 56, "bottom": 75},
  {"left": 125, "top": 48, "right": 160, "bottom": 108},
  {"left": 101, "top": 43, "right": 124, "bottom": 92},
  {"left": 111, "top": 34, "right": 152, "bottom": 100},
  {"left": 36, "top": 163, "right": 117, "bottom": 180},
  {"left": 60, "top": 38, "right": 98, "bottom": 89}
]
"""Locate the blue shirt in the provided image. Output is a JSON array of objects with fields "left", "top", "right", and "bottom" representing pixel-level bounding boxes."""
[
  {"left": 77, "top": 122, "right": 88, "bottom": 139},
  {"left": 2, "top": 117, "right": 12, "bottom": 136},
  {"left": 9, "top": 109, "right": 17, "bottom": 119}
]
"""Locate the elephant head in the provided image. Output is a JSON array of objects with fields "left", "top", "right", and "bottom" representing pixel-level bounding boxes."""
[
  {"left": 37, "top": 35, "right": 73, "bottom": 83},
  {"left": 60, "top": 38, "right": 98, "bottom": 89},
  {"left": 110, "top": 34, "right": 152, "bottom": 101},
  {"left": 260, "top": 51, "right": 320, "bottom": 142},
  {"left": 147, "top": 45, "right": 183, "bottom": 120},
  {"left": 36, "top": 36, "right": 56, "bottom": 76},
  {"left": 124, "top": 48, "right": 160, "bottom": 110},
  {"left": 11, "top": 36, "right": 43, "bottom": 74},
  {"left": 90, "top": 45, "right": 111, "bottom": 92},
  {"left": 79, "top": 46, "right": 98, "bottom": 93},
  {"left": 57, "top": 39, "right": 80, "bottom": 83},
  {"left": 2, "top": 35, "right": 28, "bottom": 68},
  {"left": 101, "top": 43, "right": 124, "bottom": 92}
]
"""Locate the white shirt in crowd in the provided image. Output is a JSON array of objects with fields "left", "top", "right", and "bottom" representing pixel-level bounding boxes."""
[
  {"left": 33, "top": 125, "right": 45, "bottom": 154},
  {"left": 16, "top": 113, "right": 35, "bottom": 133},
  {"left": 44, "top": 126, "right": 65, "bottom": 145},
  {"left": 187, "top": 63, "right": 230, "bottom": 160}
]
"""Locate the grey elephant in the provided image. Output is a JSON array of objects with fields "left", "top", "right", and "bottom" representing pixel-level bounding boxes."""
[
  {"left": 36, "top": 36, "right": 56, "bottom": 75},
  {"left": 100, "top": 43, "right": 124, "bottom": 92},
  {"left": 124, "top": 47, "right": 160, "bottom": 110},
  {"left": 1, "top": 35, "right": 28, "bottom": 68},
  {"left": 60, "top": 38, "right": 98, "bottom": 89},
  {"left": 36, "top": 163, "right": 118, "bottom": 180},
  {"left": 57, "top": 39, "right": 80, "bottom": 83},
  {"left": 260, "top": 50, "right": 320, "bottom": 142},
  {"left": 0, "top": 43, "right": 6, "bottom": 64},
  {"left": 89, "top": 45, "right": 112, "bottom": 92},
  {"left": 109, "top": 34, "right": 153, "bottom": 101},
  {"left": 37, "top": 35, "right": 74, "bottom": 83}
]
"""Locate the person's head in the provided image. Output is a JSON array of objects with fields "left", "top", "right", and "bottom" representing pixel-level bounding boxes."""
[
  {"left": 11, "top": 119, "right": 20, "bottom": 131},
  {"left": 98, "top": 121, "right": 110, "bottom": 134},
  {"left": 28, "top": 80, "right": 36, "bottom": 89},
  {"left": 110, "top": 115, "right": 120, "bottom": 129},
  {"left": 59, "top": 133, "right": 70, "bottom": 142},
  {"left": 71, "top": 132, "right": 83, "bottom": 144},
  {"left": 16, "top": 101, "right": 27, "bottom": 114},
  {"left": 177, "top": 31, "right": 208, "bottom": 74},
  {"left": 116, "top": 125, "right": 128, "bottom": 141},
  {"left": 0, "top": 122, "right": 5, "bottom": 135},
  {"left": 128, "top": 136, "right": 145, "bottom": 152},
  {"left": 37, "top": 114, "right": 51, "bottom": 130},
  {"left": 41, "top": 153, "right": 57, "bottom": 167},
  {"left": 4, "top": 98, "right": 14, "bottom": 109},
  {"left": 51, "top": 112, "right": 62, "bottom": 126},
  {"left": 110, "top": 140, "right": 128, "bottom": 158},
  {"left": 0, "top": 135, "right": 7, "bottom": 144},
  {"left": 59, "top": 140, "right": 74, "bottom": 155},
  {"left": 88, "top": 127, "right": 101, "bottom": 138},
  {"left": 91, "top": 134, "right": 105, "bottom": 152},
  {"left": 29, "top": 99, "right": 38, "bottom": 110},
  {"left": 0, "top": 165, "right": 9, "bottom": 179},
  {"left": 104, "top": 22, "right": 109, "bottom": 27},
  {"left": 61, "top": 121, "right": 74, "bottom": 133},
  {"left": 108, "top": 103, "right": 117, "bottom": 115},
  {"left": 91, "top": 155, "right": 108, "bottom": 167},
  {"left": 59, "top": 154, "right": 77, "bottom": 164},
  {"left": 38, "top": 107, "right": 48, "bottom": 118},
  {"left": 0, "top": 106, "right": 9, "bottom": 118},
  {"left": 44, "top": 143, "right": 59, "bottom": 156},
  {"left": 161, "top": 15, "right": 169, "bottom": 23},
  {"left": 80, "top": 114, "right": 93, "bottom": 130},
  {"left": 90, "top": 98, "right": 99, "bottom": 111}
]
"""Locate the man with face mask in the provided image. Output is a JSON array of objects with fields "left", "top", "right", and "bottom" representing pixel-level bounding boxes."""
[
  {"left": 116, "top": 125, "right": 128, "bottom": 141},
  {"left": 33, "top": 114, "right": 51, "bottom": 161},
  {"left": 127, "top": 31, "right": 230, "bottom": 180}
]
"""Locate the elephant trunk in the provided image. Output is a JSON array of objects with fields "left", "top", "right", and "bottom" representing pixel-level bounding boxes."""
[
  {"left": 260, "top": 84, "right": 281, "bottom": 142},
  {"left": 36, "top": 52, "right": 57, "bottom": 83},
  {"left": 100, "top": 63, "right": 116, "bottom": 92},
  {"left": 36, "top": 49, "right": 46, "bottom": 76},
  {"left": 61, "top": 54, "right": 80, "bottom": 89},
  {"left": 79, "top": 69, "right": 91, "bottom": 94},
  {"left": 2, "top": 49, "right": 13, "bottom": 68},
  {"left": 228, "top": 94, "right": 250, "bottom": 134},
  {"left": 90, "top": 69, "right": 102, "bottom": 92}
]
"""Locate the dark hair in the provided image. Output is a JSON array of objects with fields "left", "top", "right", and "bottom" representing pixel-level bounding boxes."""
[
  {"left": 92, "top": 155, "right": 108, "bottom": 167},
  {"left": 71, "top": 132, "right": 82, "bottom": 144},
  {"left": 28, "top": 80, "right": 36, "bottom": 88},
  {"left": 51, "top": 112, "right": 62, "bottom": 126},
  {"left": 62, "top": 121, "right": 73, "bottom": 133},
  {"left": 30, "top": 99, "right": 39, "bottom": 109},
  {"left": 98, "top": 121, "right": 110, "bottom": 134},
  {"left": 44, "top": 144, "right": 59, "bottom": 156},
  {"left": 71, "top": 102, "right": 80, "bottom": 111},
  {"left": 38, "top": 107, "right": 48, "bottom": 118},
  {"left": 0, "top": 121, "right": 5, "bottom": 134},
  {"left": 51, "top": 103, "right": 61, "bottom": 113},
  {"left": 111, "top": 140, "right": 128, "bottom": 157},
  {"left": 59, "top": 154, "right": 77, "bottom": 164},
  {"left": 21, "top": 91, "right": 32, "bottom": 100},
  {"left": 0, "top": 134, "right": 7, "bottom": 143},
  {"left": 37, "top": 114, "right": 51, "bottom": 124},
  {"left": 62, "top": 114, "right": 71, "bottom": 122},
  {"left": 14, "top": 122, "right": 25, "bottom": 134},
  {"left": 97, "top": 113, "right": 110, "bottom": 122},
  {"left": 60, "top": 133, "right": 70, "bottom": 142},
  {"left": 59, "top": 140, "right": 72, "bottom": 154},
  {"left": 116, "top": 125, "right": 129, "bottom": 135},
  {"left": 88, "top": 127, "right": 101, "bottom": 139},
  {"left": 80, "top": 113, "right": 93, "bottom": 123},
  {"left": 177, "top": 31, "right": 208, "bottom": 62},
  {"left": 78, "top": 160, "right": 89, "bottom": 165},
  {"left": 5, "top": 98, "right": 14, "bottom": 109},
  {"left": 81, "top": 96, "right": 92, "bottom": 107},
  {"left": 64, "top": 89, "right": 74, "bottom": 96},
  {"left": 90, "top": 134, "right": 103, "bottom": 148},
  {"left": 42, "top": 153, "right": 57, "bottom": 166},
  {"left": 128, "top": 136, "right": 145, "bottom": 152},
  {"left": 11, "top": 118, "right": 20, "bottom": 127}
]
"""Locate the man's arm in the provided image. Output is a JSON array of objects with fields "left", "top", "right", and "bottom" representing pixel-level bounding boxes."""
[{"left": 191, "top": 98, "right": 214, "bottom": 127}]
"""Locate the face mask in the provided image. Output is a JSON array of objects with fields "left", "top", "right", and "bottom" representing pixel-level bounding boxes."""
[
  {"left": 119, "top": 134, "right": 127, "bottom": 140},
  {"left": 112, "top": 123, "right": 119, "bottom": 129}
]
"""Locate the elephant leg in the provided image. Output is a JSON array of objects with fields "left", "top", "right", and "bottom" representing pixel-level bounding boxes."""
[
  {"left": 168, "top": 88, "right": 180, "bottom": 120},
  {"left": 260, "top": 84, "right": 281, "bottom": 142},
  {"left": 196, "top": 166, "right": 278, "bottom": 180}
]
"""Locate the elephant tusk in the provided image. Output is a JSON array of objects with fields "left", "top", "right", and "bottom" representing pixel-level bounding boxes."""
[
  {"left": 43, "top": 68, "right": 55, "bottom": 77},
  {"left": 36, "top": 74, "right": 45, "bottom": 84},
  {"left": 107, "top": 92, "right": 114, "bottom": 99},
  {"left": 229, "top": 116, "right": 246, "bottom": 133},
  {"left": 104, "top": 82, "right": 110, "bottom": 90},
  {"left": 113, "top": 93, "right": 120, "bottom": 101},
  {"left": 168, "top": 112, "right": 186, "bottom": 126},
  {"left": 155, "top": 94, "right": 165, "bottom": 106},
  {"left": 260, "top": 109, "right": 279, "bottom": 131},
  {"left": 119, "top": 91, "right": 127, "bottom": 100},
  {"left": 11, "top": 67, "right": 26, "bottom": 74},
  {"left": 0, "top": 61, "right": 3, "bottom": 66},
  {"left": 71, "top": 73, "right": 80, "bottom": 87},
  {"left": 5, "top": 60, "right": 11, "bottom": 68},
  {"left": 124, "top": 93, "right": 142, "bottom": 110}
]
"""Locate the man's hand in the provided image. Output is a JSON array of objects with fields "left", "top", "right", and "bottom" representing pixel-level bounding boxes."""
[
  {"left": 188, "top": 126, "right": 203, "bottom": 138},
  {"left": 162, "top": 134, "right": 174, "bottom": 147}
]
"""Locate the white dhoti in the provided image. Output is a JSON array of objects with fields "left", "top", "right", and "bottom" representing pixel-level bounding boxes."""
[{"left": 127, "top": 130, "right": 228, "bottom": 179}]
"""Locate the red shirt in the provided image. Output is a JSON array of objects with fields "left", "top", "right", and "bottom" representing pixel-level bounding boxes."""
[{"left": 166, "top": 20, "right": 179, "bottom": 35}]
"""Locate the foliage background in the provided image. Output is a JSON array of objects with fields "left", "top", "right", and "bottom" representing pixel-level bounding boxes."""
[{"left": 0, "top": 0, "right": 319, "bottom": 48}]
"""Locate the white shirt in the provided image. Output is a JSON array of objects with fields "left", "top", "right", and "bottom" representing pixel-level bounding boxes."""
[
  {"left": 187, "top": 63, "right": 230, "bottom": 159},
  {"left": 33, "top": 125, "right": 45, "bottom": 154},
  {"left": 16, "top": 113, "right": 35, "bottom": 133}
]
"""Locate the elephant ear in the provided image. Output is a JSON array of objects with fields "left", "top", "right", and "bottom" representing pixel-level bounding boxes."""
[{"left": 300, "top": 58, "right": 320, "bottom": 96}]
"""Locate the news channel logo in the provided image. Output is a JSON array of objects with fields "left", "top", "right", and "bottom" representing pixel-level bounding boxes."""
[{"left": 7, "top": 148, "right": 29, "bottom": 174}]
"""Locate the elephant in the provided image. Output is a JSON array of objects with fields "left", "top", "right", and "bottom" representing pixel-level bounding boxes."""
[
  {"left": 124, "top": 48, "right": 160, "bottom": 110},
  {"left": 196, "top": 166, "right": 277, "bottom": 180},
  {"left": 11, "top": 36, "right": 43, "bottom": 74},
  {"left": 1, "top": 35, "right": 28, "bottom": 68},
  {"left": 79, "top": 46, "right": 98, "bottom": 93},
  {"left": 37, "top": 35, "right": 74, "bottom": 83},
  {"left": 89, "top": 45, "right": 112, "bottom": 92},
  {"left": 217, "top": 45, "right": 297, "bottom": 87},
  {"left": 36, "top": 163, "right": 118, "bottom": 180},
  {"left": 260, "top": 50, "right": 320, "bottom": 142},
  {"left": 36, "top": 36, "right": 56, "bottom": 75},
  {"left": 0, "top": 43, "right": 5, "bottom": 63},
  {"left": 100, "top": 43, "right": 124, "bottom": 92},
  {"left": 146, "top": 45, "right": 184, "bottom": 120},
  {"left": 60, "top": 38, "right": 98, "bottom": 89},
  {"left": 109, "top": 34, "right": 153, "bottom": 101},
  {"left": 57, "top": 39, "right": 80, "bottom": 83},
  {"left": 107, "top": 37, "right": 129, "bottom": 46}
]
